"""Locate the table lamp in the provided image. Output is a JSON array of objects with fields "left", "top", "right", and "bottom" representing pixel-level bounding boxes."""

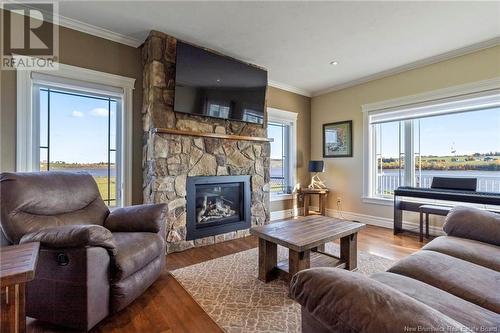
[{"left": 308, "top": 160, "right": 326, "bottom": 189}]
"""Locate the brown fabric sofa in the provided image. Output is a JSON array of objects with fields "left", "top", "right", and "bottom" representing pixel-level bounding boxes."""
[
  {"left": 290, "top": 206, "right": 500, "bottom": 333},
  {"left": 0, "top": 172, "right": 167, "bottom": 331}
]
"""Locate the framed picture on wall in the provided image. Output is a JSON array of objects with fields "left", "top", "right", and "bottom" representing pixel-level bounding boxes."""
[{"left": 323, "top": 120, "right": 353, "bottom": 158}]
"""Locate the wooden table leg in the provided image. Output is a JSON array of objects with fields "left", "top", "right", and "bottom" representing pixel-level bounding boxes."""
[
  {"left": 319, "top": 193, "right": 326, "bottom": 216},
  {"left": 419, "top": 211, "right": 424, "bottom": 242},
  {"left": 1, "top": 284, "right": 25, "bottom": 333},
  {"left": 258, "top": 238, "right": 278, "bottom": 282},
  {"left": 18, "top": 284, "right": 25, "bottom": 333},
  {"left": 425, "top": 213, "right": 430, "bottom": 239},
  {"left": 288, "top": 249, "right": 310, "bottom": 279},
  {"left": 303, "top": 194, "right": 310, "bottom": 216},
  {"left": 312, "top": 243, "right": 325, "bottom": 253},
  {"left": 340, "top": 233, "right": 358, "bottom": 271}
]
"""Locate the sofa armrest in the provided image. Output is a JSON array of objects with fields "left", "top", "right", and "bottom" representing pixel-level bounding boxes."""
[
  {"left": 104, "top": 204, "right": 167, "bottom": 234},
  {"left": 290, "top": 268, "right": 471, "bottom": 333},
  {"left": 443, "top": 206, "right": 500, "bottom": 246},
  {"left": 20, "top": 224, "right": 116, "bottom": 255}
]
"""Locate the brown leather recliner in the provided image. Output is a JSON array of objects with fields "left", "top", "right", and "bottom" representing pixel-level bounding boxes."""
[{"left": 0, "top": 172, "right": 167, "bottom": 331}]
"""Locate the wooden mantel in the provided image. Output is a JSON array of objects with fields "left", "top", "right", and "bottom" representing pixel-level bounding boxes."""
[{"left": 153, "top": 128, "right": 273, "bottom": 142}]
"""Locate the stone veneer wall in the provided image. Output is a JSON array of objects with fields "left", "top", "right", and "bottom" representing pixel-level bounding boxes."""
[{"left": 142, "top": 31, "right": 270, "bottom": 253}]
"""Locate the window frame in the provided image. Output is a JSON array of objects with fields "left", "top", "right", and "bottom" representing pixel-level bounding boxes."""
[
  {"left": 362, "top": 77, "right": 500, "bottom": 205},
  {"left": 267, "top": 107, "right": 298, "bottom": 201},
  {"left": 16, "top": 60, "right": 135, "bottom": 206}
]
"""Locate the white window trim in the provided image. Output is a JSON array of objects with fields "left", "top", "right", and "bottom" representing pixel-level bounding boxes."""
[
  {"left": 16, "top": 60, "right": 135, "bottom": 206},
  {"left": 361, "top": 77, "right": 500, "bottom": 205},
  {"left": 267, "top": 107, "right": 298, "bottom": 201}
]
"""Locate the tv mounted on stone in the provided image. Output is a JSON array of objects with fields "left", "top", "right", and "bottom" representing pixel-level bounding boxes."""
[{"left": 174, "top": 41, "right": 268, "bottom": 125}]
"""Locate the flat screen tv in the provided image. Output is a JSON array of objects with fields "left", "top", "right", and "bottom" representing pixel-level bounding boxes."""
[{"left": 174, "top": 41, "right": 267, "bottom": 125}]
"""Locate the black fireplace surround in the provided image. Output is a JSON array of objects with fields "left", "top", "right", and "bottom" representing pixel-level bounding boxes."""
[{"left": 186, "top": 175, "right": 251, "bottom": 240}]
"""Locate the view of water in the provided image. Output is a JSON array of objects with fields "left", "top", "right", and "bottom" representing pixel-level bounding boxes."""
[
  {"left": 49, "top": 168, "right": 116, "bottom": 177},
  {"left": 379, "top": 169, "right": 500, "bottom": 192},
  {"left": 272, "top": 168, "right": 500, "bottom": 180},
  {"left": 381, "top": 169, "right": 500, "bottom": 182}
]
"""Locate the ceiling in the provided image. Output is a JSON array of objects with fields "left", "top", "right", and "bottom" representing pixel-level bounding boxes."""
[{"left": 55, "top": 1, "right": 500, "bottom": 96}]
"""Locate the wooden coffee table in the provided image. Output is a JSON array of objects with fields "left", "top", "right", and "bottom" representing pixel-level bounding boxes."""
[{"left": 250, "top": 216, "right": 365, "bottom": 282}]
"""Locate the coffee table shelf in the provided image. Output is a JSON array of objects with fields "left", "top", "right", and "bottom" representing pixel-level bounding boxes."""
[
  {"left": 250, "top": 216, "right": 365, "bottom": 283},
  {"left": 277, "top": 251, "right": 347, "bottom": 274}
]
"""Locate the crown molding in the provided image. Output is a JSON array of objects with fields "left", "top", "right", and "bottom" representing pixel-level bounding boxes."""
[
  {"left": 312, "top": 37, "right": 500, "bottom": 97},
  {"left": 268, "top": 80, "right": 312, "bottom": 97},
  {"left": 5, "top": 2, "right": 143, "bottom": 48},
  {"left": 56, "top": 14, "right": 143, "bottom": 48},
  {"left": 361, "top": 76, "right": 500, "bottom": 113}
]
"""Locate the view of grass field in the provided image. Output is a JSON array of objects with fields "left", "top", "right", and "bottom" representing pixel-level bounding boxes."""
[
  {"left": 40, "top": 162, "right": 116, "bottom": 204},
  {"left": 94, "top": 176, "right": 116, "bottom": 203}
]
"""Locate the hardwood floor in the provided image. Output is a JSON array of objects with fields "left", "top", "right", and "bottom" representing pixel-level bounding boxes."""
[{"left": 27, "top": 225, "right": 428, "bottom": 333}]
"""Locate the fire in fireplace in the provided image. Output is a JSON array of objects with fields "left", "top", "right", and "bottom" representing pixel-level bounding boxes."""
[
  {"left": 186, "top": 175, "right": 251, "bottom": 240},
  {"left": 196, "top": 184, "right": 239, "bottom": 224}
]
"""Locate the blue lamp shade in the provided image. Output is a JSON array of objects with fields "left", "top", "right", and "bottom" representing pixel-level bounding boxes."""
[{"left": 308, "top": 160, "right": 325, "bottom": 173}]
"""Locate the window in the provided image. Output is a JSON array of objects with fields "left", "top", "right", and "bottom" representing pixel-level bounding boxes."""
[
  {"left": 267, "top": 108, "right": 298, "bottom": 198},
  {"left": 36, "top": 86, "right": 120, "bottom": 206},
  {"left": 207, "top": 100, "right": 230, "bottom": 118},
  {"left": 363, "top": 79, "right": 500, "bottom": 202},
  {"left": 16, "top": 60, "right": 135, "bottom": 206},
  {"left": 269, "top": 122, "right": 290, "bottom": 194},
  {"left": 243, "top": 110, "right": 264, "bottom": 124},
  {"left": 373, "top": 121, "right": 405, "bottom": 197}
]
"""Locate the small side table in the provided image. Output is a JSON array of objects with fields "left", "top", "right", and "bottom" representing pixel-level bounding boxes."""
[
  {"left": 297, "top": 188, "right": 329, "bottom": 216},
  {"left": 1, "top": 242, "right": 40, "bottom": 333}
]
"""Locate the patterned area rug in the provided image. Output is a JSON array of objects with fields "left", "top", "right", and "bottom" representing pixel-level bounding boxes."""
[{"left": 171, "top": 243, "right": 395, "bottom": 333}]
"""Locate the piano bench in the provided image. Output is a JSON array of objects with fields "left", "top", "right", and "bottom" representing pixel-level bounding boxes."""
[{"left": 418, "top": 205, "right": 452, "bottom": 242}]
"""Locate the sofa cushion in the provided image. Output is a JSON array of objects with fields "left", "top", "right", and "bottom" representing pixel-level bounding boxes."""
[
  {"left": 444, "top": 206, "right": 500, "bottom": 246},
  {"left": 112, "top": 232, "right": 164, "bottom": 281},
  {"left": 423, "top": 236, "right": 500, "bottom": 272},
  {"left": 387, "top": 250, "right": 500, "bottom": 313},
  {"left": 372, "top": 272, "right": 500, "bottom": 330},
  {"left": 290, "top": 267, "right": 470, "bottom": 333}
]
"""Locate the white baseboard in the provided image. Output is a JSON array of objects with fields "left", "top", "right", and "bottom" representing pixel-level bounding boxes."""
[
  {"left": 270, "top": 206, "right": 445, "bottom": 236},
  {"left": 324, "top": 207, "right": 445, "bottom": 236},
  {"left": 270, "top": 209, "right": 294, "bottom": 221},
  {"left": 270, "top": 207, "right": 303, "bottom": 221}
]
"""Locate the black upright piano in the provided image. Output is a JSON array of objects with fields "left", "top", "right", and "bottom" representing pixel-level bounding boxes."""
[{"left": 393, "top": 177, "right": 500, "bottom": 234}]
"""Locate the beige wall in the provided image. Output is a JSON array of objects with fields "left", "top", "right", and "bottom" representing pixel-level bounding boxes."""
[
  {"left": 267, "top": 86, "right": 311, "bottom": 212},
  {"left": 1, "top": 23, "right": 144, "bottom": 204},
  {"left": 311, "top": 46, "right": 500, "bottom": 225}
]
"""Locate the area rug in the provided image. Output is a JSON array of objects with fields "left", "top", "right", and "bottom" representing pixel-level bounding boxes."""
[{"left": 171, "top": 243, "right": 395, "bottom": 333}]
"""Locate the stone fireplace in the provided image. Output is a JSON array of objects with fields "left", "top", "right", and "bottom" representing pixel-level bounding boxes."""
[{"left": 142, "top": 31, "right": 270, "bottom": 253}]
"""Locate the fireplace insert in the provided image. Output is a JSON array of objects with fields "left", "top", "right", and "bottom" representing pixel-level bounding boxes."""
[{"left": 186, "top": 175, "right": 251, "bottom": 240}]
